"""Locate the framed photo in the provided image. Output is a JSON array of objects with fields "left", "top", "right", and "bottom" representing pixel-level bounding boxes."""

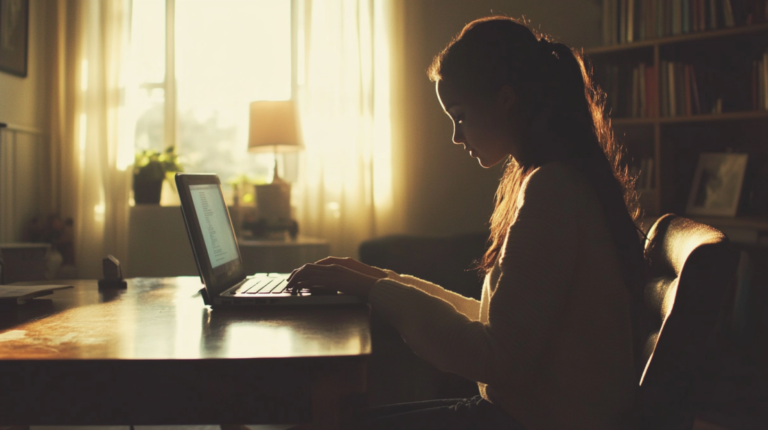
[
  {"left": 0, "top": 0, "right": 29, "bottom": 77},
  {"left": 686, "top": 153, "right": 748, "bottom": 217}
]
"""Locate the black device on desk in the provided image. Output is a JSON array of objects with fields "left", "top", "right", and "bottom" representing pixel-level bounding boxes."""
[
  {"left": 98, "top": 255, "right": 127, "bottom": 289},
  {"left": 175, "top": 173, "right": 361, "bottom": 307}
]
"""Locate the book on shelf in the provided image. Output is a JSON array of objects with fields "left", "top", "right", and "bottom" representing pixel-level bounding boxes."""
[
  {"left": 632, "top": 67, "right": 640, "bottom": 117},
  {"left": 661, "top": 61, "right": 669, "bottom": 116},
  {"left": 668, "top": 62, "right": 677, "bottom": 116},
  {"left": 601, "top": 54, "right": 768, "bottom": 119},
  {"left": 755, "top": 51, "right": 768, "bottom": 110},
  {"left": 601, "top": 63, "right": 658, "bottom": 118},
  {"left": 629, "top": 157, "right": 655, "bottom": 191},
  {"left": 646, "top": 65, "right": 659, "bottom": 117},
  {"left": 603, "top": 0, "right": 767, "bottom": 45}
]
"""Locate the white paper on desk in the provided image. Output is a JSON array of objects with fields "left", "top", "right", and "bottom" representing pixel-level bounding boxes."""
[{"left": 0, "top": 284, "right": 73, "bottom": 299}]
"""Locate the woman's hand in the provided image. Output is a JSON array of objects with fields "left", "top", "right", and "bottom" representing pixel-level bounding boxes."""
[
  {"left": 314, "top": 257, "right": 388, "bottom": 279},
  {"left": 286, "top": 257, "right": 386, "bottom": 297}
]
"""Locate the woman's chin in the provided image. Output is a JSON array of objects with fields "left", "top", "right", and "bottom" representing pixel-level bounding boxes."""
[
  {"left": 477, "top": 159, "right": 496, "bottom": 169},
  {"left": 476, "top": 155, "right": 505, "bottom": 169}
]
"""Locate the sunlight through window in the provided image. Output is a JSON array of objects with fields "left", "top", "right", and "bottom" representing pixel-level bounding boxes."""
[
  {"left": 129, "top": 0, "right": 165, "bottom": 154},
  {"left": 130, "top": 0, "right": 291, "bottom": 188}
]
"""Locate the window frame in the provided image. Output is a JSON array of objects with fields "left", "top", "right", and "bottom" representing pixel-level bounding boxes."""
[{"left": 150, "top": 0, "right": 298, "bottom": 153}]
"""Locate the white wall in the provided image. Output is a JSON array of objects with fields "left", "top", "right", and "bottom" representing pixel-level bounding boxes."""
[
  {"left": 0, "top": 129, "right": 46, "bottom": 242},
  {"left": 0, "top": 0, "right": 52, "bottom": 243},
  {"left": 0, "top": 0, "right": 50, "bottom": 128},
  {"left": 395, "top": 0, "right": 602, "bottom": 237}
]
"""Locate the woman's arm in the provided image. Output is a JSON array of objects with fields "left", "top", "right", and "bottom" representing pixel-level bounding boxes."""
[
  {"left": 293, "top": 256, "right": 481, "bottom": 320},
  {"left": 369, "top": 164, "right": 582, "bottom": 388},
  {"left": 381, "top": 270, "right": 481, "bottom": 321}
]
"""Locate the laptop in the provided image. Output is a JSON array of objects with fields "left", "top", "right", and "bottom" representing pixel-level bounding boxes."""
[{"left": 176, "top": 173, "right": 361, "bottom": 307}]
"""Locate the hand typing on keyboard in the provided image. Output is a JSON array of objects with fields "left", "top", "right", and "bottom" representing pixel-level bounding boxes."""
[
  {"left": 235, "top": 278, "right": 308, "bottom": 296},
  {"left": 286, "top": 257, "right": 386, "bottom": 298}
]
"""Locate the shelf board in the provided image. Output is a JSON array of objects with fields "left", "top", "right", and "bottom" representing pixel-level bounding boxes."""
[
  {"left": 611, "top": 117, "right": 658, "bottom": 126},
  {"left": 585, "top": 23, "right": 768, "bottom": 56},
  {"left": 611, "top": 111, "right": 768, "bottom": 126}
]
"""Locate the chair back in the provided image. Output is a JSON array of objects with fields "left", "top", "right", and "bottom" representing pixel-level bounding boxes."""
[{"left": 637, "top": 214, "right": 738, "bottom": 429}]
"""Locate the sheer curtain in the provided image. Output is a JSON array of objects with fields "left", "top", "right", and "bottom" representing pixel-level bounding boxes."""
[
  {"left": 50, "top": 0, "right": 133, "bottom": 279},
  {"left": 295, "top": 0, "right": 400, "bottom": 258}
]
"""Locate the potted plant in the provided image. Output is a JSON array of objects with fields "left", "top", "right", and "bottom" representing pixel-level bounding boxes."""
[{"left": 133, "top": 147, "right": 183, "bottom": 204}]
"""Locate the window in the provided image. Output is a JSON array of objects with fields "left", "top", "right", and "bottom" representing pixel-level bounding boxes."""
[{"left": 129, "top": 0, "right": 292, "bottom": 200}]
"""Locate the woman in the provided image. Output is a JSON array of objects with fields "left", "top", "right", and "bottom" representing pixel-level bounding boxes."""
[{"left": 286, "top": 16, "right": 646, "bottom": 430}]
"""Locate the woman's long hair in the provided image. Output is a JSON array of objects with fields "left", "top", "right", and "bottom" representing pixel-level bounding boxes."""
[{"left": 429, "top": 17, "right": 647, "bottom": 378}]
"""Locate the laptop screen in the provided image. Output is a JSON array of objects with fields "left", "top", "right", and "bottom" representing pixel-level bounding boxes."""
[
  {"left": 177, "top": 173, "right": 247, "bottom": 296},
  {"left": 189, "top": 184, "right": 239, "bottom": 269},
  {"left": 189, "top": 184, "right": 240, "bottom": 270}
]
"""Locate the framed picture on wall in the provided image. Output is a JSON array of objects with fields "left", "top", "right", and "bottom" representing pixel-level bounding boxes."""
[
  {"left": 0, "top": 0, "right": 29, "bottom": 78},
  {"left": 686, "top": 153, "right": 749, "bottom": 217}
]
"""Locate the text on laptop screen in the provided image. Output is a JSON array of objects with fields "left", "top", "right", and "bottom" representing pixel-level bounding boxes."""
[{"left": 189, "top": 184, "right": 239, "bottom": 268}]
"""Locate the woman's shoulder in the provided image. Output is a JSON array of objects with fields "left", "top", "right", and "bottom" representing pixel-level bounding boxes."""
[{"left": 523, "top": 160, "right": 594, "bottom": 199}]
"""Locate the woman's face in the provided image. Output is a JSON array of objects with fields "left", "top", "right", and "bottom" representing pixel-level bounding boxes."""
[{"left": 436, "top": 80, "right": 519, "bottom": 168}]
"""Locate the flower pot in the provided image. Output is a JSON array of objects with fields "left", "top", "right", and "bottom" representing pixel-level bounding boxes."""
[{"left": 133, "top": 178, "right": 163, "bottom": 204}]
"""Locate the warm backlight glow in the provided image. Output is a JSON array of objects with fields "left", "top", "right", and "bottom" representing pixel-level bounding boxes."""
[
  {"left": 372, "top": 0, "right": 394, "bottom": 213},
  {"left": 297, "top": 0, "right": 394, "bottom": 241},
  {"left": 175, "top": 0, "right": 291, "bottom": 181},
  {"left": 176, "top": 0, "right": 291, "bottom": 104},
  {"left": 130, "top": 0, "right": 165, "bottom": 84},
  {"left": 128, "top": 0, "right": 291, "bottom": 183}
]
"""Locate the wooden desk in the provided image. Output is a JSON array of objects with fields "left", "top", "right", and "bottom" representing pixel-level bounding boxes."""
[{"left": 0, "top": 278, "right": 370, "bottom": 429}]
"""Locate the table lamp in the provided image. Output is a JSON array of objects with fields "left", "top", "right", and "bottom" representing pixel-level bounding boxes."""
[{"left": 247, "top": 100, "right": 303, "bottom": 238}]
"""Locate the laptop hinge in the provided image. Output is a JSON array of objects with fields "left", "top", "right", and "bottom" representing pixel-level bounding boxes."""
[{"left": 199, "top": 287, "right": 211, "bottom": 305}]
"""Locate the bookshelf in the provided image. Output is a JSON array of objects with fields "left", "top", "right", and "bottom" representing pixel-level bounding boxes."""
[{"left": 585, "top": 23, "right": 768, "bottom": 225}]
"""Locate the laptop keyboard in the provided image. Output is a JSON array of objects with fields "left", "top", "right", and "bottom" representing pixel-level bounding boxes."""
[{"left": 232, "top": 277, "right": 290, "bottom": 295}]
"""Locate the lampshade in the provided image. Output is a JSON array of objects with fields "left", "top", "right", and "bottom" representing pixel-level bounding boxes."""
[{"left": 248, "top": 100, "right": 303, "bottom": 153}]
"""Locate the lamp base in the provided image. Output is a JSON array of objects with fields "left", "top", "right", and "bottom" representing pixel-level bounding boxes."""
[{"left": 255, "top": 181, "right": 291, "bottom": 221}]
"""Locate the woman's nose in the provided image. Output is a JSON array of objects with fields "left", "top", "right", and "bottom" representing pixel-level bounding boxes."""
[{"left": 453, "top": 127, "right": 465, "bottom": 144}]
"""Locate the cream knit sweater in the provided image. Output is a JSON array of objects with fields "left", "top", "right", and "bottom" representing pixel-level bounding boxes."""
[{"left": 369, "top": 161, "right": 636, "bottom": 430}]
